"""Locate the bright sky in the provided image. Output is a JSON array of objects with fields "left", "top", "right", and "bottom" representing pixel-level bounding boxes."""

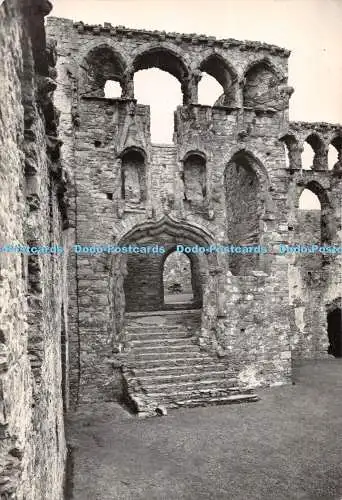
[{"left": 49, "top": 0, "right": 342, "bottom": 208}]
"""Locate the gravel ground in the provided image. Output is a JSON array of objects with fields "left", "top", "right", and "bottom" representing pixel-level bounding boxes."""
[{"left": 67, "top": 359, "right": 342, "bottom": 500}]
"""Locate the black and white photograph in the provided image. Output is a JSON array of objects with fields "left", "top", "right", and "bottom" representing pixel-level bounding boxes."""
[{"left": 0, "top": 0, "right": 342, "bottom": 498}]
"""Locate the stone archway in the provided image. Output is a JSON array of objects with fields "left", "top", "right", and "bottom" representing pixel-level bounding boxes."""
[{"left": 118, "top": 216, "right": 216, "bottom": 313}]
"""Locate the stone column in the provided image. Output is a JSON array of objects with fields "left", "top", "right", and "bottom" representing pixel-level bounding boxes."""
[
  {"left": 313, "top": 147, "right": 329, "bottom": 171},
  {"left": 121, "top": 70, "right": 134, "bottom": 99}
]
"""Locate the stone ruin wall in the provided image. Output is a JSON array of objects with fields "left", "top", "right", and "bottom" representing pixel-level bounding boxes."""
[
  {"left": 46, "top": 16, "right": 303, "bottom": 406},
  {"left": 286, "top": 122, "right": 342, "bottom": 359},
  {"left": 0, "top": 5, "right": 341, "bottom": 496},
  {"left": 0, "top": 1, "right": 70, "bottom": 498}
]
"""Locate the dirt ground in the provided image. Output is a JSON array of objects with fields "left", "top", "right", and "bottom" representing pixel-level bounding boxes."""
[{"left": 66, "top": 359, "right": 342, "bottom": 500}]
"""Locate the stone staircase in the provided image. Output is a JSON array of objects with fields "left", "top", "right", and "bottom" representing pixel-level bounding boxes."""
[{"left": 121, "top": 310, "right": 259, "bottom": 416}]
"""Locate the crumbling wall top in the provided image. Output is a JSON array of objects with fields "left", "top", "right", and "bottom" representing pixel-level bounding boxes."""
[
  {"left": 288, "top": 121, "right": 342, "bottom": 144},
  {"left": 47, "top": 17, "right": 290, "bottom": 57}
]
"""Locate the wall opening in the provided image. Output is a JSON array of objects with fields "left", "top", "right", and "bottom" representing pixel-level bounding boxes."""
[
  {"left": 298, "top": 189, "right": 321, "bottom": 210},
  {"left": 134, "top": 68, "right": 182, "bottom": 143},
  {"left": 280, "top": 134, "right": 299, "bottom": 169},
  {"left": 328, "top": 143, "right": 339, "bottom": 170},
  {"left": 298, "top": 189, "right": 321, "bottom": 243},
  {"left": 302, "top": 134, "right": 326, "bottom": 170},
  {"left": 283, "top": 143, "right": 290, "bottom": 168},
  {"left": 104, "top": 80, "right": 121, "bottom": 98},
  {"left": 198, "top": 73, "right": 223, "bottom": 106},
  {"left": 163, "top": 252, "right": 194, "bottom": 308},
  {"left": 302, "top": 142, "right": 315, "bottom": 170},
  {"left": 183, "top": 153, "right": 206, "bottom": 209},
  {"left": 82, "top": 45, "right": 125, "bottom": 97},
  {"left": 327, "top": 308, "right": 342, "bottom": 357},
  {"left": 123, "top": 242, "right": 204, "bottom": 312},
  {"left": 200, "top": 54, "right": 237, "bottom": 107},
  {"left": 297, "top": 183, "right": 331, "bottom": 244},
  {"left": 330, "top": 136, "right": 342, "bottom": 170},
  {"left": 225, "top": 152, "right": 263, "bottom": 275},
  {"left": 121, "top": 149, "right": 146, "bottom": 204}
]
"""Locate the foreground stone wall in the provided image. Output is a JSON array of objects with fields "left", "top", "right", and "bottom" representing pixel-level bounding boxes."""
[{"left": 0, "top": 1, "right": 69, "bottom": 498}]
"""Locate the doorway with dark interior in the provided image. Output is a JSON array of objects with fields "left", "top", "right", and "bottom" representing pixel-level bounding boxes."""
[{"left": 327, "top": 308, "right": 342, "bottom": 357}]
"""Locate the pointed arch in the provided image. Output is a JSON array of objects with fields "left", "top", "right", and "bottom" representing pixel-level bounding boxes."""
[
  {"left": 119, "top": 215, "right": 216, "bottom": 248},
  {"left": 224, "top": 148, "right": 270, "bottom": 187},
  {"left": 81, "top": 44, "right": 127, "bottom": 96},
  {"left": 243, "top": 58, "right": 284, "bottom": 109},
  {"left": 297, "top": 181, "right": 331, "bottom": 243},
  {"left": 280, "top": 134, "right": 300, "bottom": 169},
  {"left": 243, "top": 57, "right": 285, "bottom": 81},
  {"left": 132, "top": 45, "right": 189, "bottom": 83},
  {"left": 329, "top": 134, "right": 342, "bottom": 170},
  {"left": 199, "top": 53, "right": 238, "bottom": 107},
  {"left": 301, "top": 133, "right": 326, "bottom": 170}
]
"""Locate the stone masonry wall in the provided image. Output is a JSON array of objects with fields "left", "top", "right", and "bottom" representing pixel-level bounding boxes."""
[
  {"left": 46, "top": 16, "right": 342, "bottom": 405},
  {"left": 0, "top": 1, "right": 68, "bottom": 498},
  {"left": 45, "top": 16, "right": 296, "bottom": 403}
]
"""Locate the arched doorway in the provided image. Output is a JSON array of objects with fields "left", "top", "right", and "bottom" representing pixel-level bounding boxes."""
[
  {"left": 327, "top": 308, "right": 342, "bottom": 357},
  {"left": 120, "top": 217, "right": 214, "bottom": 312},
  {"left": 162, "top": 250, "right": 201, "bottom": 310}
]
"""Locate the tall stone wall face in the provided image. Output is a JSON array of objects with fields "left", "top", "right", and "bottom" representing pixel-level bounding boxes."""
[
  {"left": 46, "top": 17, "right": 341, "bottom": 403},
  {"left": 287, "top": 163, "right": 342, "bottom": 359},
  {"left": 0, "top": 1, "right": 68, "bottom": 498}
]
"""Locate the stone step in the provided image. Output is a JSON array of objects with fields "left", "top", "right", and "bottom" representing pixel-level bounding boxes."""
[
  {"left": 147, "top": 387, "right": 245, "bottom": 401},
  {"left": 131, "top": 343, "right": 200, "bottom": 354},
  {"left": 125, "top": 320, "right": 200, "bottom": 330},
  {"left": 131, "top": 355, "right": 221, "bottom": 366},
  {"left": 127, "top": 330, "right": 195, "bottom": 341},
  {"left": 125, "top": 324, "right": 190, "bottom": 331},
  {"left": 142, "top": 378, "right": 239, "bottom": 394},
  {"left": 137, "top": 370, "right": 236, "bottom": 384},
  {"left": 166, "top": 393, "right": 260, "bottom": 408},
  {"left": 125, "top": 309, "right": 201, "bottom": 319},
  {"left": 127, "top": 344, "right": 208, "bottom": 365},
  {"left": 130, "top": 337, "right": 197, "bottom": 347},
  {"left": 133, "top": 363, "right": 229, "bottom": 375}
]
